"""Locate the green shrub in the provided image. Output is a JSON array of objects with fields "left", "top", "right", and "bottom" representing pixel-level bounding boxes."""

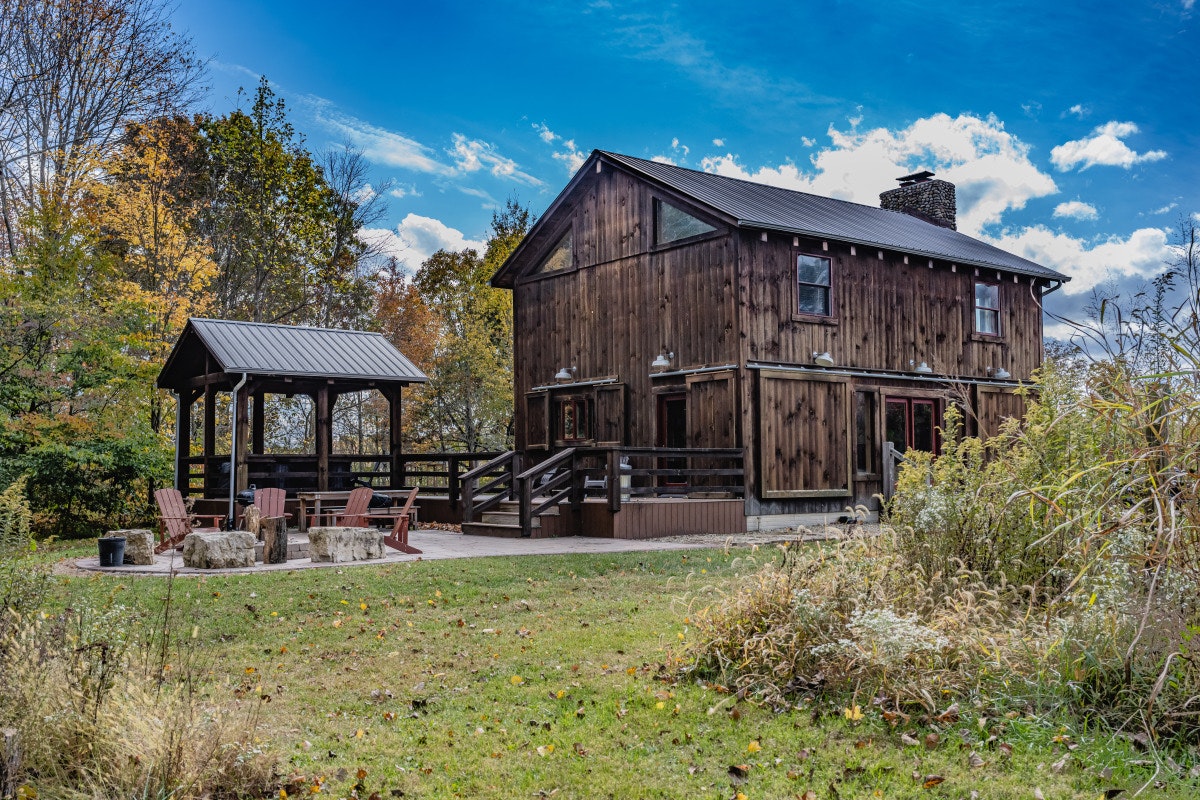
[{"left": 0, "top": 417, "right": 171, "bottom": 539}]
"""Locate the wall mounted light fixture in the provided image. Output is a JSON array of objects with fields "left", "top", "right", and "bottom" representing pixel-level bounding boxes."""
[
  {"left": 651, "top": 351, "right": 674, "bottom": 370},
  {"left": 554, "top": 366, "right": 576, "bottom": 382},
  {"left": 909, "top": 360, "right": 933, "bottom": 374},
  {"left": 994, "top": 367, "right": 1011, "bottom": 379},
  {"left": 812, "top": 351, "right": 835, "bottom": 368}
]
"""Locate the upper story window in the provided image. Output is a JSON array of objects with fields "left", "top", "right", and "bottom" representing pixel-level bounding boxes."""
[
  {"left": 974, "top": 281, "right": 1000, "bottom": 335},
  {"left": 655, "top": 199, "right": 716, "bottom": 245},
  {"left": 537, "top": 229, "right": 573, "bottom": 273},
  {"left": 796, "top": 254, "right": 832, "bottom": 316}
]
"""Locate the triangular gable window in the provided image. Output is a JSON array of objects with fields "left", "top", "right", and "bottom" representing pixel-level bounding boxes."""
[
  {"left": 655, "top": 199, "right": 716, "bottom": 245},
  {"left": 537, "top": 229, "right": 573, "bottom": 273}
]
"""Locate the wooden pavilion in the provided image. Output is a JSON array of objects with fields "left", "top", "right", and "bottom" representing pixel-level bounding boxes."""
[{"left": 156, "top": 318, "right": 428, "bottom": 524}]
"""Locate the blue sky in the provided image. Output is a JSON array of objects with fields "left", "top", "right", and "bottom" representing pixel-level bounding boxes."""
[{"left": 174, "top": 0, "right": 1200, "bottom": 335}]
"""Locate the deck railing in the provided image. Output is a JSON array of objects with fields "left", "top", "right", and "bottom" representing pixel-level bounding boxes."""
[
  {"left": 180, "top": 451, "right": 503, "bottom": 505},
  {"left": 459, "top": 446, "right": 745, "bottom": 535}
]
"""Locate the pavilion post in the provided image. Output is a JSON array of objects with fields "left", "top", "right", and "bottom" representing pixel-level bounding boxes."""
[
  {"left": 175, "top": 390, "right": 197, "bottom": 495},
  {"left": 252, "top": 392, "right": 265, "bottom": 454},
  {"left": 316, "top": 385, "right": 331, "bottom": 492},
  {"left": 234, "top": 383, "right": 250, "bottom": 493},
  {"left": 386, "top": 387, "right": 403, "bottom": 490},
  {"left": 203, "top": 384, "right": 216, "bottom": 497}
]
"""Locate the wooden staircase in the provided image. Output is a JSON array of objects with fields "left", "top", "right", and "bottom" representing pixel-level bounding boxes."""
[{"left": 461, "top": 499, "right": 566, "bottom": 538}]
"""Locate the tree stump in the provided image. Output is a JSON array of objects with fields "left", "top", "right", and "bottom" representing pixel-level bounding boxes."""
[
  {"left": 262, "top": 516, "right": 288, "bottom": 564},
  {"left": 244, "top": 504, "right": 262, "bottom": 537}
]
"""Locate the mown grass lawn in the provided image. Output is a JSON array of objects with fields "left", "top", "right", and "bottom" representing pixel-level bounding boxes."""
[{"left": 42, "top": 540, "right": 1198, "bottom": 799}]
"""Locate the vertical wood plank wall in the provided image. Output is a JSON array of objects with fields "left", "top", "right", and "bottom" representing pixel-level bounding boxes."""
[
  {"left": 513, "top": 167, "right": 739, "bottom": 451},
  {"left": 506, "top": 159, "right": 1050, "bottom": 513}
]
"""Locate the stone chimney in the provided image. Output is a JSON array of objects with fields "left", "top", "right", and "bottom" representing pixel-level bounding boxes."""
[{"left": 879, "top": 171, "right": 956, "bottom": 230}]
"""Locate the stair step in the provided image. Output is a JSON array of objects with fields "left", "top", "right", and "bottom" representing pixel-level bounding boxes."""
[
  {"left": 481, "top": 511, "right": 540, "bottom": 527},
  {"left": 461, "top": 522, "right": 558, "bottom": 539}
]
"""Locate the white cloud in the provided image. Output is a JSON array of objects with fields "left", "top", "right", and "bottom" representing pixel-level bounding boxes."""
[
  {"left": 650, "top": 155, "right": 678, "bottom": 165},
  {"left": 699, "top": 112, "right": 1057, "bottom": 236},
  {"left": 712, "top": 138, "right": 724, "bottom": 147},
  {"left": 351, "top": 183, "right": 377, "bottom": 204},
  {"left": 988, "top": 225, "right": 1170, "bottom": 296},
  {"left": 533, "top": 124, "right": 587, "bottom": 175},
  {"left": 1066, "top": 104, "right": 1089, "bottom": 118},
  {"left": 800, "top": 136, "right": 816, "bottom": 147},
  {"left": 551, "top": 138, "right": 587, "bottom": 173},
  {"left": 671, "top": 137, "right": 689, "bottom": 157},
  {"left": 1050, "top": 121, "right": 1168, "bottom": 171},
  {"left": 1053, "top": 200, "right": 1099, "bottom": 221},
  {"left": 388, "top": 184, "right": 421, "bottom": 199},
  {"left": 360, "top": 214, "right": 486, "bottom": 271},
  {"left": 449, "top": 134, "right": 543, "bottom": 185}
]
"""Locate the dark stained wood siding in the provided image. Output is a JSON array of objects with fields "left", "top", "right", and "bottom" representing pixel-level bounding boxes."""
[
  {"left": 974, "top": 385, "right": 1027, "bottom": 439},
  {"left": 737, "top": 232, "right": 1045, "bottom": 379},
  {"left": 513, "top": 166, "right": 738, "bottom": 451},
  {"left": 686, "top": 370, "right": 738, "bottom": 448},
  {"left": 757, "top": 370, "right": 851, "bottom": 498}
]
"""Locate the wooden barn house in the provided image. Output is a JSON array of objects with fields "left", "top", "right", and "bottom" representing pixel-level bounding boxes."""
[{"left": 471, "top": 150, "right": 1068, "bottom": 536}]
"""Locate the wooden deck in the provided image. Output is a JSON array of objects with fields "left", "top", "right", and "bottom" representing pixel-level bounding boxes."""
[{"left": 577, "top": 497, "right": 745, "bottom": 539}]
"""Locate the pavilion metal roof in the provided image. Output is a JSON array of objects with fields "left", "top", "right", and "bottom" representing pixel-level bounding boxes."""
[
  {"left": 599, "top": 151, "right": 1068, "bottom": 282},
  {"left": 157, "top": 318, "right": 428, "bottom": 388}
]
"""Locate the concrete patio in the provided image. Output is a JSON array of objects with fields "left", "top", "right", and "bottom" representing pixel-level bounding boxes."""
[{"left": 72, "top": 527, "right": 738, "bottom": 576}]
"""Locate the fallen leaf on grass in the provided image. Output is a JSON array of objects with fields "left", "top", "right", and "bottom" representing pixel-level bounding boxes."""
[
  {"left": 728, "top": 764, "right": 749, "bottom": 785},
  {"left": 900, "top": 733, "right": 920, "bottom": 747},
  {"left": 536, "top": 744, "right": 554, "bottom": 756},
  {"left": 967, "top": 751, "right": 985, "bottom": 769},
  {"left": 922, "top": 775, "right": 945, "bottom": 789},
  {"left": 510, "top": 675, "right": 524, "bottom": 685},
  {"left": 747, "top": 740, "right": 762, "bottom": 753},
  {"left": 924, "top": 733, "right": 940, "bottom": 750}
]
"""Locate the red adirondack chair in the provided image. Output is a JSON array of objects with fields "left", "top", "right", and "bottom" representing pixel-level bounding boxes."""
[
  {"left": 154, "top": 488, "right": 223, "bottom": 554},
  {"left": 308, "top": 486, "right": 374, "bottom": 528},
  {"left": 239, "top": 487, "right": 293, "bottom": 531},
  {"left": 379, "top": 487, "right": 421, "bottom": 555}
]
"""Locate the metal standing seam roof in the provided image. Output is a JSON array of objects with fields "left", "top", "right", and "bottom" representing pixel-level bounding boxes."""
[
  {"left": 184, "top": 318, "right": 428, "bottom": 383},
  {"left": 599, "top": 151, "right": 1069, "bottom": 283}
]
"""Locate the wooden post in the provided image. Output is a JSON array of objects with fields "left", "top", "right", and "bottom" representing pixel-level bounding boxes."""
[
  {"left": 387, "top": 387, "right": 403, "bottom": 490},
  {"left": 252, "top": 391, "right": 265, "bottom": 454},
  {"left": 316, "top": 386, "right": 330, "bottom": 492},
  {"left": 448, "top": 454, "right": 460, "bottom": 509},
  {"left": 235, "top": 384, "right": 250, "bottom": 493},
  {"left": 607, "top": 448, "right": 621, "bottom": 513},
  {"left": 262, "top": 516, "right": 287, "bottom": 564},
  {"left": 176, "top": 391, "right": 193, "bottom": 495},
  {"left": 2, "top": 727, "right": 18, "bottom": 799},
  {"left": 203, "top": 384, "right": 216, "bottom": 497},
  {"left": 882, "top": 442, "right": 897, "bottom": 501}
]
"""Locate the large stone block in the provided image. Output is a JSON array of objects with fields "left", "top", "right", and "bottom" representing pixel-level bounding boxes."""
[
  {"left": 308, "top": 527, "right": 385, "bottom": 563},
  {"left": 111, "top": 528, "right": 155, "bottom": 565},
  {"left": 183, "top": 531, "right": 256, "bottom": 569}
]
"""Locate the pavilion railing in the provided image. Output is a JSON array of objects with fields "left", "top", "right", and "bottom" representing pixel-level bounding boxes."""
[{"left": 181, "top": 452, "right": 503, "bottom": 507}]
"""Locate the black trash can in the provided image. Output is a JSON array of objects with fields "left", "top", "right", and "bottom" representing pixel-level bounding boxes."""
[{"left": 98, "top": 536, "right": 126, "bottom": 567}]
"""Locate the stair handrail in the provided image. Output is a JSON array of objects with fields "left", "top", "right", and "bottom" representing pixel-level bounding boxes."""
[
  {"left": 514, "top": 448, "right": 578, "bottom": 537},
  {"left": 461, "top": 450, "right": 519, "bottom": 523}
]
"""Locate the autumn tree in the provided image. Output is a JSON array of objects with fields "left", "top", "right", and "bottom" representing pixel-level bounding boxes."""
[
  {"left": 92, "top": 115, "right": 216, "bottom": 434},
  {"left": 0, "top": 0, "right": 202, "bottom": 259},
  {"left": 411, "top": 200, "right": 531, "bottom": 452},
  {"left": 195, "top": 79, "right": 375, "bottom": 326}
]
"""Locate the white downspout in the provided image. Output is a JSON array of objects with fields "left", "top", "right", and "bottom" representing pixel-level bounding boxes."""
[{"left": 227, "top": 373, "right": 249, "bottom": 529}]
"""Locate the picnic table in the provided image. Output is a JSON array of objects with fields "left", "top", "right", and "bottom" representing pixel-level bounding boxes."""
[{"left": 296, "top": 489, "right": 419, "bottom": 533}]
